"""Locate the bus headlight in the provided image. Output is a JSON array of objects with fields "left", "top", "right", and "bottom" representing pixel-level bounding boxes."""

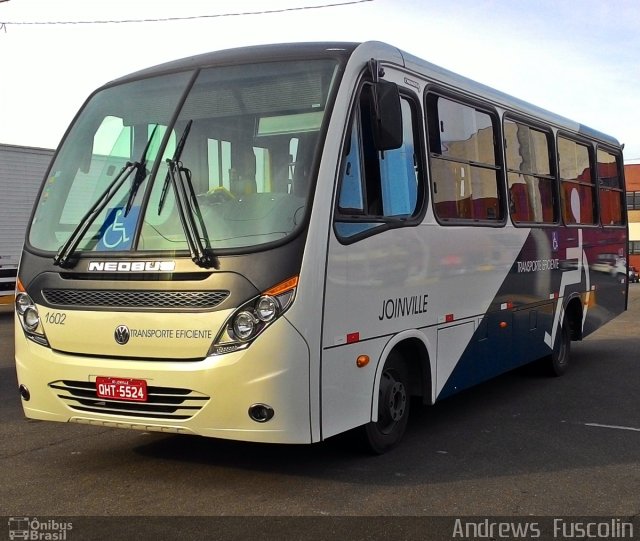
[
  {"left": 16, "top": 292, "right": 32, "bottom": 316},
  {"left": 233, "top": 311, "right": 259, "bottom": 341},
  {"left": 209, "top": 276, "right": 298, "bottom": 356},
  {"left": 23, "top": 307, "right": 41, "bottom": 331},
  {"left": 256, "top": 296, "right": 277, "bottom": 322},
  {"left": 15, "top": 290, "right": 50, "bottom": 347}
]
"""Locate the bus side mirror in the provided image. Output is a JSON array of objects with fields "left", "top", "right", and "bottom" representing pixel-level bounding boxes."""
[{"left": 371, "top": 80, "right": 403, "bottom": 151}]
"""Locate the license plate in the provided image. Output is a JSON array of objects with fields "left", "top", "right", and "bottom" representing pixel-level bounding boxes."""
[{"left": 96, "top": 376, "right": 148, "bottom": 402}]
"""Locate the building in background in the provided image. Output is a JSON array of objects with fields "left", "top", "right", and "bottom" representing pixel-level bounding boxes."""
[
  {"left": 625, "top": 164, "right": 640, "bottom": 270},
  {"left": 0, "top": 143, "right": 53, "bottom": 308}
]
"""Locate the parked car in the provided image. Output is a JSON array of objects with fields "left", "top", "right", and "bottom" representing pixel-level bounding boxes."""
[{"left": 629, "top": 266, "right": 639, "bottom": 283}]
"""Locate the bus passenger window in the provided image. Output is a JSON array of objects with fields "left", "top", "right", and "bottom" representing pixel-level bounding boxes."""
[
  {"left": 597, "top": 149, "right": 625, "bottom": 226},
  {"left": 558, "top": 136, "right": 596, "bottom": 225},
  {"left": 504, "top": 119, "right": 556, "bottom": 224},
  {"left": 427, "top": 94, "right": 502, "bottom": 223}
]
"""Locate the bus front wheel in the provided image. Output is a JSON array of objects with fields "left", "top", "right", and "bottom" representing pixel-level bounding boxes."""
[{"left": 361, "top": 352, "right": 410, "bottom": 454}]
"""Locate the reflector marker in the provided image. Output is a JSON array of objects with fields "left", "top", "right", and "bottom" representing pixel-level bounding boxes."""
[
  {"left": 334, "top": 332, "right": 361, "bottom": 345},
  {"left": 346, "top": 332, "right": 360, "bottom": 344}
]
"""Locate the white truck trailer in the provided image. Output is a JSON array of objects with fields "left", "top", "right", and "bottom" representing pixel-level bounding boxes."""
[{"left": 0, "top": 143, "right": 54, "bottom": 309}]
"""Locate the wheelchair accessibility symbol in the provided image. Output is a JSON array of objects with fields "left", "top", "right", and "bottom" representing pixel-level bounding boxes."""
[{"left": 97, "top": 207, "right": 139, "bottom": 251}]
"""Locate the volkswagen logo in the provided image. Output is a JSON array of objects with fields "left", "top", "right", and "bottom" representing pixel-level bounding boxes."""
[{"left": 114, "top": 325, "right": 130, "bottom": 345}]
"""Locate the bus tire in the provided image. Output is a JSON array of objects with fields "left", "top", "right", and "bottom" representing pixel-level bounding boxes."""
[
  {"left": 546, "top": 315, "right": 571, "bottom": 377},
  {"left": 361, "top": 352, "right": 410, "bottom": 454}
]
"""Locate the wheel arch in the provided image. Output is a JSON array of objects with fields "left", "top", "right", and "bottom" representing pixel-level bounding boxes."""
[{"left": 370, "top": 331, "right": 433, "bottom": 422}]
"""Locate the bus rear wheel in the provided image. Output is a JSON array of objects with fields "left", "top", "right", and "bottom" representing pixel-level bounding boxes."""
[
  {"left": 361, "top": 352, "right": 410, "bottom": 454},
  {"left": 545, "top": 316, "right": 571, "bottom": 376}
]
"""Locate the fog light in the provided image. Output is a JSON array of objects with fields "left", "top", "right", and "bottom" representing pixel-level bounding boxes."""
[
  {"left": 248, "top": 403, "right": 275, "bottom": 423},
  {"left": 19, "top": 384, "right": 30, "bottom": 401}
]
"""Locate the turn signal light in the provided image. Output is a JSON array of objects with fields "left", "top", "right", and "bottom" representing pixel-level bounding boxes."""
[{"left": 356, "top": 355, "right": 370, "bottom": 368}]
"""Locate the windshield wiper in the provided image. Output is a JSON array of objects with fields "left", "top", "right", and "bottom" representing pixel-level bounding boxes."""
[
  {"left": 53, "top": 127, "right": 159, "bottom": 268},
  {"left": 159, "top": 121, "right": 216, "bottom": 268},
  {"left": 158, "top": 120, "right": 191, "bottom": 215},
  {"left": 124, "top": 124, "right": 159, "bottom": 216},
  {"left": 53, "top": 162, "right": 137, "bottom": 267}
]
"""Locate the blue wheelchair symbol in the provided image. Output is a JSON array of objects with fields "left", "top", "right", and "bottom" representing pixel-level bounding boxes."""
[{"left": 97, "top": 207, "right": 139, "bottom": 251}]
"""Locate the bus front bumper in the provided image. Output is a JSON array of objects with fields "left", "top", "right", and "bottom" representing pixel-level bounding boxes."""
[{"left": 14, "top": 317, "right": 313, "bottom": 444}]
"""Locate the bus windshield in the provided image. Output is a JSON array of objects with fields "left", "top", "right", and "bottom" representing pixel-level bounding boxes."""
[{"left": 29, "top": 59, "right": 340, "bottom": 256}]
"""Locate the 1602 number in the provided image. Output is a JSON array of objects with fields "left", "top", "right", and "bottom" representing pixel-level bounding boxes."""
[{"left": 44, "top": 312, "right": 67, "bottom": 325}]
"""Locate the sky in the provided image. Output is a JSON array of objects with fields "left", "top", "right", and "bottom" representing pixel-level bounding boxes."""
[{"left": 1, "top": 0, "right": 640, "bottom": 162}]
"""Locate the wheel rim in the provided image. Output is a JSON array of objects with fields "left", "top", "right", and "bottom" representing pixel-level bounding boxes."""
[{"left": 377, "top": 370, "right": 407, "bottom": 435}]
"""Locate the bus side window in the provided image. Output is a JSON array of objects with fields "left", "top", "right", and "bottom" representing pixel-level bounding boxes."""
[
  {"left": 338, "top": 119, "right": 365, "bottom": 213},
  {"left": 379, "top": 99, "right": 419, "bottom": 217},
  {"left": 427, "top": 93, "right": 502, "bottom": 223},
  {"left": 504, "top": 119, "right": 557, "bottom": 225},
  {"left": 597, "top": 149, "right": 625, "bottom": 226},
  {"left": 558, "top": 136, "right": 597, "bottom": 225},
  {"left": 336, "top": 84, "right": 422, "bottom": 239}
]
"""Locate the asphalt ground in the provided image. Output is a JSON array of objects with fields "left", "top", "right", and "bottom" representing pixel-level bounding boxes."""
[{"left": 1, "top": 287, "right": 639, "bottom": 540}]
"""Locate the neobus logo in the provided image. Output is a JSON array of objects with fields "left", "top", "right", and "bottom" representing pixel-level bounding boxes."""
[{"left": 87, "top": 261, "right": 176, "bottom": 272}]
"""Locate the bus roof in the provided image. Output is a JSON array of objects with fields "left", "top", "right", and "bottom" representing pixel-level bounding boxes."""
[
  {"left": 109, "top": 42, "right": 359, "bottom": 84},
  {"left": 395, "top": 45, "right": 620, "bottom": 148},
  {"left": 107, "top": 41, "right": 620, "bottom": 149}
]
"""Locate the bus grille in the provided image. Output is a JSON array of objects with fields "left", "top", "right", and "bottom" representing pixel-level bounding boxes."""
[
  {"left": 49, "top": 380, "right": 210, "bottom": 420},
  {"left": 41, "top": 289, "right": 229, "bottom": 310}
]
